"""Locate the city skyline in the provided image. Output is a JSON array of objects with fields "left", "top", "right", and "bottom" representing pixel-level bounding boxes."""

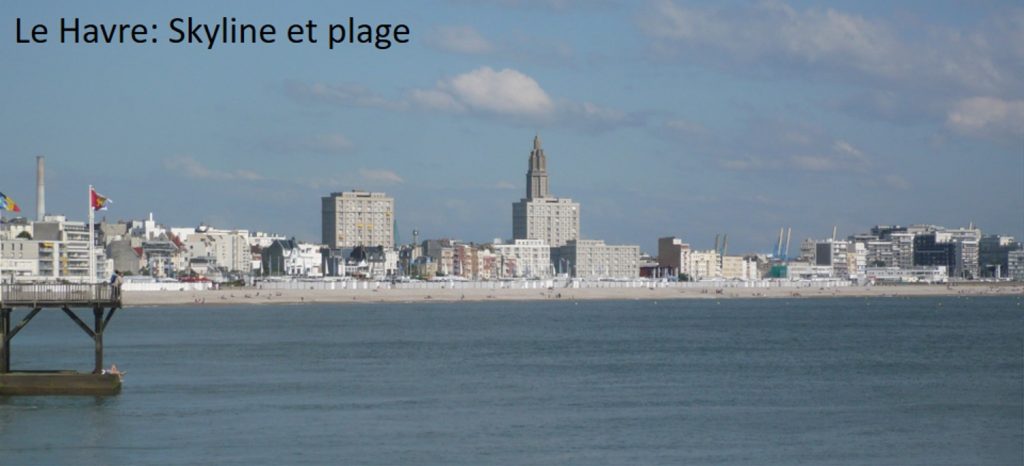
[{"left": 2, "top": 1, "right": 1022, "bottom": 253}]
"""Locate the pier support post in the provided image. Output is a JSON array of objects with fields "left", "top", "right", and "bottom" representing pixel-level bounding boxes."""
[
  {"left": 93, "top": 307, "right": 103, "bottom": 374},
  {"left": 1, "top": 308, "right": 9, "bottom": 373}
]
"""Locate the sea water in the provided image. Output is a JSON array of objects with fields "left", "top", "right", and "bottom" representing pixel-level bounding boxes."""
[{"left": 0, "top": 297, "right": 1021, "bottom": 465}]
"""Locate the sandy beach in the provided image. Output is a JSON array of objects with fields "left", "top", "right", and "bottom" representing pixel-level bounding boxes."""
[{"left": 122, "top": 282, "right": 1024, "bottom": 307}]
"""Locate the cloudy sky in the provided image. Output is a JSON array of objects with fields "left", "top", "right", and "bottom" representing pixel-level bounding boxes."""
[{"left": 2, "top": 1, "right": 1022, "bottom": 252}]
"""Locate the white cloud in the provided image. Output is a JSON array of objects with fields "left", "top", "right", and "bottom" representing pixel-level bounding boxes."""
[
  {"left": 358, "top": 169, "right": 404, "bottom": 184},
  {"left": 638, "top": 1, "right": 1016, "bottom": 95},
  {"left": 642, "top": 1, "right": 904, "bottom": 75},
  {"left": 419, "top": 66, "right": 555, "bottom": 117},
  {"left": 787, "top": 140, "right": 870, "bottom": 172},
  {"left": 426, "top": 26, "right": 494, "bottom": 54},
  {"left": 832, "top": 140, "right": 870, "bottom": 167},
  {"left": 412, "top": 68, "right": 643, "bottom": 129},
  {"left": 409, "top": 89, "right": 466, "bottom": 113},
  {"left": 288, "top": 67, "right": 634, "bottom": 131},
  {"left": 947, "top": 97, "right": 1024, "bottom": 139},
  {"left": 721, "top": 137, "right": 871, "bottom": 173},
  {"left": 163, "top": 156, "right": 264, "bottom": 181}
]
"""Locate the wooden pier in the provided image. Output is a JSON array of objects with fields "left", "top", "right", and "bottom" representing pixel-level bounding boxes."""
[{"left": 0, "top": 284, "right": 123, "bottom": 396}]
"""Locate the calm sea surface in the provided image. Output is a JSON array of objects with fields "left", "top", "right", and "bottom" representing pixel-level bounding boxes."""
[{"left": 0, "top": 297, "right": 1021, "bottom": 465}]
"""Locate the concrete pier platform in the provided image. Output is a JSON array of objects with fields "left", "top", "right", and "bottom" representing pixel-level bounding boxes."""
[
  {"left": 0, "top": 371, "right": 122, "bottom": 396},
  {"left": 2, "top": 283, "right": 124, "bottom": 396}
]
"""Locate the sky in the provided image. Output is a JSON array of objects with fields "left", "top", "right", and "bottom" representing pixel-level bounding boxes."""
[{"left": 2, "top": 0, "right": 1022, "bottom": 253}]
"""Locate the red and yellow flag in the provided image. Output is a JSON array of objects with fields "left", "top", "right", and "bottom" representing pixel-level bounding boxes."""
[{"left": 91, "top": 188, "right": 112, "bottom": 211}]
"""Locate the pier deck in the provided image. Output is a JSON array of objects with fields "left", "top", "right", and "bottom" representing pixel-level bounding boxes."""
[{"left": 0, "top": 284, "right": 123, "bottom": 396}]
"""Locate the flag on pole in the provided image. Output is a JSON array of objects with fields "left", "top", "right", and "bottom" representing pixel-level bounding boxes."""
[
  {"left": 0, "top": 192, "right": 20, "bottom": 212},
  {"left": 91, "top": 187, "right": 112, "bottom": 211}
]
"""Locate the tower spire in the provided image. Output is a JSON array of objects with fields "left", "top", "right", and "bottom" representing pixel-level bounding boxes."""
[{"left": 526, "top": 133, "right": 549, "bottom": 199}]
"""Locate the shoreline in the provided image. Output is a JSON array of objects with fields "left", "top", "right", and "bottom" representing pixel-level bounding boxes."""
[{"left": 122, "top": 283, "right": 1024, "bottom": 307}]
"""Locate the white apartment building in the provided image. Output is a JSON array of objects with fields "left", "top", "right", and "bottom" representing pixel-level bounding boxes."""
[
  {"left": 846, "top": 241, "right": 867, "bottom": 280},
  {"left": 1, "top": 215, "right": 111, "bottom": 283},
  {"left": 815, "top": 239, "right": 850, "bottom": 278},
  {"left": 513, "top": 198, "right": 580, "bottom": 248},
  {"left": 689, "top": 250, "right": 720, "bottom": 280},
  {"left": 721, "top": 255, "right": 759, "bottom": 281},
  {"left": 184, "top": 227, "right": 252, "bottom": 273},
  {"left": 0, "top": 239, "right": 40, "bottom": 281},
  {"left": 493, "top": 239, "right": 552, "bottom": 278},
  {"left": 554, "top": 239, "right": 640, "bottom": 279}
]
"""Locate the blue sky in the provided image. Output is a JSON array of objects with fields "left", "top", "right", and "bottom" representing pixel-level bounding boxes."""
[{"left": 2, "top": 0, "right": 1022, "bottom": 253}]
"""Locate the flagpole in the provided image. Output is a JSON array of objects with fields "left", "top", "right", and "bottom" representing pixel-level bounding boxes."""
[{"left": 89, "top": 185, "right": 95, "bottom": 286}]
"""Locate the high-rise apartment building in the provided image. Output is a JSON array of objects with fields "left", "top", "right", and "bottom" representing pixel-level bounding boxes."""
[{"left": 322, "top": 191, "right": 395, "bottom": 249}]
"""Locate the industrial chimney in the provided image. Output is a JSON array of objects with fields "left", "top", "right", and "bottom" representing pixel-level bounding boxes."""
[{"left": 36, "top": 155, "right": 45, "bottom": 222}]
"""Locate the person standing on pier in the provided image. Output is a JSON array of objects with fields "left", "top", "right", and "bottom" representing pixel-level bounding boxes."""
[{"left": 110, "top": 271, "right": 124, "bottom": 301}]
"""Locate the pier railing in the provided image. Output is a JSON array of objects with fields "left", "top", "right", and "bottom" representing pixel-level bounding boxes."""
[{"left": 0, "top": 284, "right": 120, "bottom": 308}]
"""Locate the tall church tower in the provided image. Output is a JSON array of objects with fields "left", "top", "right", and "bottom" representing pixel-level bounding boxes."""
[
  {"left": 513, "top": 134, "right": 580, "bottom": 247},
  {"left": 525, "top": 134, "right": 549, "bottom": 200}
]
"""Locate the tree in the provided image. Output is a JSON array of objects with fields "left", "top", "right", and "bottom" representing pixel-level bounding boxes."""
[{"left": 16, "top": 231, "right": 31, "bottom": 239}]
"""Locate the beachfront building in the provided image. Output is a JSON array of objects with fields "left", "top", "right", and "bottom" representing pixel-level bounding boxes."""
[
  {"left": 0, "top": 214, "right": 112, "bottom": 283},
  {"left": 913, "top": 231, "right": 979, "bottom": 279},
  {"left": 980, "top": 235, "right": 1022, "bottom": 278},
  {"left": 262, "top": 239, "right": 323, "bottom": 277},
  {"left": 785, "top": 262, "right": 834, "bottom": 280},
  {"left": 1008, "top": 250, "right": 1024, "bottom": 281},
  {"left": 453, "top": 243, "right": 478, "bottom": 279},
  {"left": 863, "top": 239, "right": 894, "bottom": 267},
  {"left": 0, "top": 239, "right": 40, "bottom": 280},
  {"left": 846, "top": 241, "right": 867, "bottom": 281},
  {"left": 475, "top": 247, "right": 499, "bottom": 280},
  {"left": 422, "top": 239, "right": 456, "bottom": 276},
  {"left": 814, "top": 239, "right": 850, "bottom": 279},
  {"left": 657, "top": 237, "right": 692, "bottom": 278},
  {"left": 493, "top": 239, "right": 552, "bottom": 279},
  {"left": 688, "top": 250, "right": 720, "bottom": 280},
  {"left": 553, "top": 239, "right": 640, "bottom": 279},
  {"left": 889, "top": 233, "right": 915, "bottom": 270},
  {"left": 183, "top": 226, "right": 252, "bottom": 274},
  {"left": 721, "top": 255, "right": 759, "bottom": 281},
  {"left": 512, "top": 135, "right": 580, "bottom": 248},
  {"left": 865, "top": 266, "right": 948, "bottom": 283},
  {"left": 322, "top": 190, "right": 395, "bottom": 249}
]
